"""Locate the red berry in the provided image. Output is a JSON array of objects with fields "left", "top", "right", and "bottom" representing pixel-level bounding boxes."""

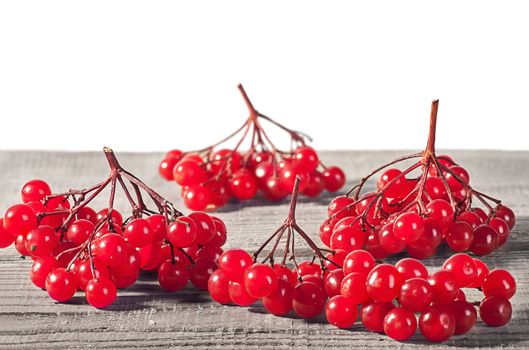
[
  {"left": 426, "top": 199, "right": 454, "bottom": 230},
  {"left": 218, "top": 249, "right": 253, "bottom": 281},
  {"left": 124, "top": 218, "right": 154, "bottom": 248},
  {"left": 366, "top": 264, "right": 403, "bottom": 303},
  {"left": 167, "top": 217, "right": 197, "bottom": 248},
  {"left": 173, "top": 160, "right": 206, "bottom": 187},
  {"left": 468, "top": 258, "right": 490, "bottom": 288},
  {"left": 340, "top": 272, "right": 369, "bottom": 304},
  {"left": 0, "top": 218, "right": 15, "bottom": 248},
  {"left": 494, "top": 205, "right": 516, "bottom": 230},
  {"left": 146, "top": 214, "right": 168, "bottom": 242},
  {"left": 189, "top": 258, "right": 217, "bottom": 291},
  {"left": 393, "top": 212, "right": 424, "bottom": 243},
  {"left": 292, "top": 281, "right": 326, "bottom": 318},
  {"left": 470, "top": 224, "right": 499, "bottom": 256},
  {"left": 377, "top": 168, "right": 407, "bottom": 199},
  {"left": 85, "top": 277, "right": 117, "bottom": 308},
  {"left": 395, "top": 258, "right": 429, "bottom": 281},
  {"left": 74, "top": 257, "right": 109, "bottom": 291},
  {"left": 303, "top": 171, "right": 326, "bottom": 197},
  {"left": 92, "top": 233, "right": 127, "bottom": 266},
  {"left": 448, "top": 300, "right": 477, "bottom": 335},
  {"left": 96, "top": 209, "right": 123, "bottom": 227},
  {"left": 446, "top": 221, "right": 473, "bottom": 252},
  {"left": 343, "top": 250, "right": 376, "bottom": 276},
  {"left": 326, "top": 295, "right": 357, "bottom": 329},
  {"left": 158, "top": 260, "right": 189, "bottom": 292},
  {"left": 188, "top": 212, "right": 216, "bottom": 245},
  {"left": 378, "top": 223, "right": 406, "bottom": 254},
  {"left": 3, "top": 203, "right": 38, "bottom": 236},
  {"left": 323, "top": 166, "right": 346, "bottom": 192},
  {"left": 419, "top": 305, "right": 456, "bottom": 342},
  {"left": 489, "top": 217, "right": 510, "bottom": 246},
  {"left": 30, "top": 256, "right": 60, "bottom": 289},
  {"left": 244, "top": 263, "right": 278, "bottom": 298},
  {"left": 66, "top": 219, "right": 95, "bottom": 246},
  {"left": 324, "top": 269, "right": 344, "bottom": 297},
  {"left": 229, "top": 170, "right": 257, "bottom": 200},
  {"left": 21, "top": 179, "right": 52, "bottom": 203},
  {"left": 383, "top": 307, "right": 417, "bottom": 341},
  {"left": 25, "top": 225, "right": 59, "bottom": 257},
  {"left": 442, "top": 253, "right": 477, "bottom": 288},
  {"left": 479, "top": 296, "right": 512, "bottom": 327},
  {"left": 482, "top": 269, "right": 516, "bottom": 300},
  {"left": 159, "top": 157, "right": 178, "bottom": 181},
  {"left": 262, "top": 279, "right": 293, "bottom": 316},
  {"left": 428, "top": 271, "right": 458, "bottom": 305},
  {"left": 228, "top": 281, "right": 257, "bottom": 306},
  {"left": 208, "top": 269, "right": 231, "bottom": 304},
  {"left": 361, "top": 301, "right": 395, "bottom": 333},
  {"left": 183, "top": 185, "right": 211, "bottom": 211},
  {"left": 45, "top": 268, "right": 77, "bottom": 302},
  {"left": 399, "top": 278, "right": 433, "bottom": 313},
  {"left": 293, "top": 146, "right": 319, "bottom": 173}
]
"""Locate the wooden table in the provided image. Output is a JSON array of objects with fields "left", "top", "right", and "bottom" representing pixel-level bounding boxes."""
[{"left": 0, "top": 150, "right": 528, "bottom": 349}]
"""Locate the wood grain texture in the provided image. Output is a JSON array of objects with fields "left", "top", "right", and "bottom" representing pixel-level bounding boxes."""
[{"left": 0, "top": 150, "right": 528, "bottom": 349}]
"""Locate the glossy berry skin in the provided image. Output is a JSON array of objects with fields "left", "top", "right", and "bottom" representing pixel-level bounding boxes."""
[
  {"left": 377, "top": 168, "right": 407, "bottom": 199},
  {"left": 159, "top": 157, "right": 178, "bottom": 181},
  {"left": 228, "top": 281, "right": 257, "bottom": 306},
  {"left": 188, "top": 212, "right": 216, "bottom": 245},
  {"left": 208, "top": 269, "right": 231, "bottom": 304},
  {"left": 3, "top": 204, "right": 38, "bottom": 236},
  {"left": 468, "top": 258, "right": 490, "bottom": 288},
  {"left": 323, "top": 166, "right": 346, "bottom": 192},
  {"left": 189, "top": 258, "right": 218, "bottom": 291},
  {"left": 292, "top": 282, "right": 326, "bottom": 318},
  {"left": 343, "top": 250, "right": 376, "bottom": 276},
  {"left": 324, "top": 269, "right": 344, "bottom": 297},
  {"left": 481, "top": 269, "right": 516, "bottom": 300},
  {"left": 75, "top": 258, "right": 109, "bottom": 291},
  {"left": 167, "top": 216, "right": 197, "bottom": 248},
  {"left": 494, "top": 205, "right": 516, "bottom": 230},
  {"left": 361, "top": 301, "right": 395, "bottom": 333},
  {"left": 426, "top": 199, "right": 454, "bottom": 230},
  {"left": 45, "top": 268, "right": 77, "bottom": 302},
  {"left": 479, "top": 296, "right": 512, "bottom": 327},
  {"left": 229, "top": 171, "right": 257, "bottom": 200},
  {"left": 470, "top": 225, "right": 499, "bottom": 256},
  {"left": 25, "top": 225, "right": 59, "bottom": 257},
  {"left": 340, "top": 272, "right": 369, "bottom": 304},
  {"left": 85, "top": 277, "right": 117, "bottom": 308},
  {"left": 449, "top": 300, "right": 477, "bottom": 335},
  {"left": 295, "top": 260, "right": 322, "bottom": 277},
  {"left": 383, "top": 307, "right": 417, "bottom": 341},
  {"left": 146, "top": 214, "right": 168, "bottom": 242},
  {"left": 294, "top": 146, "right": 319, "bottom": 173},
  {"left": 428, "top": 271, "right": 458, "bottom": 305},
  {"left": 76, "top": 207, "right": 98, "bottom": 225},
  {"left": 378, "top": 224, "right": 406, "bottom": 254},
  {"left": 274, "top": 264, "right": 298, "bottom": 287},
  {"left": 183, "top": 185, "right": 210, "bottom": 211},
  {"left": 124, "top": 218, "right": 154, "bottom": 248},
  {"left": 441, "top": 253, "right": 477, "bottom": 288},
  {"left": 262, "top": 279, "right": 293, "bottom": 316},
  {"left": 419, "top": 306, "right": 456, "bottom": 342},
  {"left": 458, "top": 211, "right": 482, "bottom": 229},
  {"left": 96, "top": 209, "right": 123, "bottom": 227},
  {"left": 395, "top": 258, "right": 429, "bottom": 281},
  {"left": 399, "top": 278, "right": 433, "bottom": 313},
  {"left": 66, "top": 219, "right": 95, "bottom": 246},
  {"left": 244, "top": 263, "right": 278, "bottom": 298},
  {"left": 261, "top": 176, "right": 290, "bottom": 201},
  {"left": 366, "top": 264, "right": 403, "bottom": 303},
  {"left": 446, "top": 221, "right": 473, "bottom": 252},
  {"left": 303, "top": 172, "right": 326, "bottom": 197},
  {"left": 489, "top": 218, "right": 510, "bottom": 246},
  {"left": 158, "top": 260, "right": 189, "bottom": 292},
  {"left": 0, "top": 219, "right": 15, "bottom": 248},
  {"left": 92, "top": 233, "right": 127, "bottom": 266},
  {"left": 21, "top": 179, "right": 52, "bottom": 203},
  {"left": 30, "top": 256, "right": 60, "bottom": 289},
  {"left": 393, "top": 212, "right": 424, "bottom": 243},
  {"left": 326, "top": 295, "right": 357, "bottom": 329},
  {"left": 218, "top": 249, "right": 253, "bottom": 282},
  {"left": 173, "top": 160, "right": 206, "bottom": 187}
]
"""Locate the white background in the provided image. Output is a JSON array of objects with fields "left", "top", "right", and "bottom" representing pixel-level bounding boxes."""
[{"left": 0, "top": 1, "right": 528, "bottom": 152}]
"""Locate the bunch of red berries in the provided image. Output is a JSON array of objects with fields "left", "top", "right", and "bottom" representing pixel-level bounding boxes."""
[
  {"left": 326, "top": 251, "right": 516, "bottom": 342},
  {"left": 159, "top": 84, "right": 345, "bottom": 211},
  {"left": 206, "top": 177, "right": 340, "bottom": 316},
  {"left": 0, "top": 148, "right": 226, "bottom": 308},
  {"left": 320, "top": 100, "right": 516, "bottom": 259}
]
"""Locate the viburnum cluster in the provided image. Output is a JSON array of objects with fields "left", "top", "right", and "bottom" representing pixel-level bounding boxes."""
[
  {"left": 320, "top": 100, "right": 516, "bottom": 259},
  {"left": 158, "top": 84, "right": 346, "bottom": 211},
  {"left": 0, "top": 148, "right": 227, "bottom": 308},
  {"left": 326, "top": 251, "right": 515, "bottom": 342},
  {"left": 205, "top": 178, "right": 516, "bottom": 342}
]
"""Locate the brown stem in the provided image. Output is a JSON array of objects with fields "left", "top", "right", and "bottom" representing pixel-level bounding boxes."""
[
  {"left": 238, "top": 83, "right": 258, "bottom": 117},
  {"left": 424, "top": 100, "right": 439, "bottom": 156}
]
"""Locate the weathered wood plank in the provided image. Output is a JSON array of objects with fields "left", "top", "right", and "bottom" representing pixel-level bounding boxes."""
[{"left": 0, "top": 151, "right": 528, "bottom": 349}]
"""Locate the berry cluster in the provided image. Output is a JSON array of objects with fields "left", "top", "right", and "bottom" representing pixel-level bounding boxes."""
[
  {"left": 320, "top": 100, "right": 516, "bottom": 259},
  {"left": 207, "top": 177, "right": 340, "bottom": 317},
  {"left": 159, "top": 84, "right": 345, "bottom": 211},
  {"left": 327, "top": 251, "right": 515, "bottom": 342},
  {"left": 204, "top": 178, "right": 516, "bottom": 342},
  {"left": 0, "top": 148, "right": 227, "bottom": 308}
]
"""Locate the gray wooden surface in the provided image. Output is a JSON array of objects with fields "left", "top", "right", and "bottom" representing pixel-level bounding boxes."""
[{"left": 0, "top": 150, "right": 528, "bottom": 349}]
